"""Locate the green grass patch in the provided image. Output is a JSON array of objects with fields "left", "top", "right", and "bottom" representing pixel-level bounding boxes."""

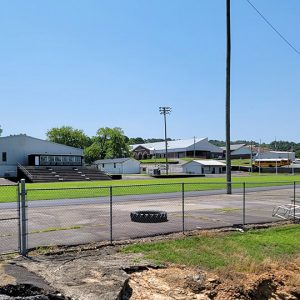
[
  {"left": 122, "top": 225, "right": 300, "bottom": 271},
  {"left": 30, "top": 225, "right": 81, "bottom": 234},
  {"left": 1, "top": 174, "right": 300, "bottom": 202},
  {"left": 231, "top": 159, "right": 251, "bottom": 166}
]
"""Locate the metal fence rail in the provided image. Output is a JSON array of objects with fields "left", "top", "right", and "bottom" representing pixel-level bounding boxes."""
[{"left": 0, "top": 180, "right": 299, "bottom": 255}]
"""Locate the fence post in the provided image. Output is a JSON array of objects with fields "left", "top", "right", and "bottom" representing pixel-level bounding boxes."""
[
  {"left": 109, "top": 186, "right": 113, "bottom": 244},
  {"left": 294, "top": 181, "right": 296, "bottom": 224},
  {"left": 182, "top": 182, "right": 185, "bottom": 234},
  {"left": 20, "top": 179, "right": 27, "bottom": 256},
  {"left": 243, "top": 182, "right": 246, "bottom": 227},
  {"left": 17, "top": 182, "right": 21, "bottom": 253}
]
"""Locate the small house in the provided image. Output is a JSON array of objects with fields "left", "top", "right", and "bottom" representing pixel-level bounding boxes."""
[
  {"left": 182, "top": 160, "right": 226, "bottom": 175},
  {"left": 94, "top": 158, "right": 140, "bottom": 174}
]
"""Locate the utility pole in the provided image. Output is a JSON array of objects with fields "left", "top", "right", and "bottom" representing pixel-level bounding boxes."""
[
  {"left": 291, "top": 146, "right": 295, "bottom": 175},
  {"left": 225, "top": 0, "right": 232, "bottom": 194},
  {"left": 159, "top": 107, "right": 171, "bottom": 175},
  {"left": 250, "top": 141, "right": 253, "bottom": 173},
  {"left": 259, "top": 139, "right": 261, "bottom": 175}
]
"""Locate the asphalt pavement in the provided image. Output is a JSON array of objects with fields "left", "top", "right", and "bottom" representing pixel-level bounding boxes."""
[{"left": 0, "top": 185, "right": 298, "bottom": 254}]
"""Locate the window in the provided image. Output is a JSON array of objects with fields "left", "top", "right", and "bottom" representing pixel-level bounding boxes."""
[
  {"left": 102, "top": 164, "right": 104, "bottom": 168},
  {"left": 40, "top": 155, "right": 49, "bottom": 165},
  {"left": 75, "top": 156, "right": 81, "bottom": 163},
  {"left": 2, "top": 152, "right": 7, "bottom": 162},
  {"left": 114, "top": 163, "right": 116, "bottom": 168}
]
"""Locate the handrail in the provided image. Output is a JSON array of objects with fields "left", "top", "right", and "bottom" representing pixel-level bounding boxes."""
[{"left": 17, "top": 163, "right": 33, "bottom": 180}]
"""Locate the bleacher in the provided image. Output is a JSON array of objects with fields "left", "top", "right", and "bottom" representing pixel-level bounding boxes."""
[{"left": 17, "top": 165, "right": 111, "bottom": 183}]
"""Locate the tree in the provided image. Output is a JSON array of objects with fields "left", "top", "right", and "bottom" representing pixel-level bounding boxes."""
[
  {"left": 47, "top": 126, "right": 91, "bottom": 149},
  {"left": 84, "top": 143, "right": 102, "bottom": 164},
  {"left": 128, "top": 137, "right": 145, "bottom": 145},
  {"left": 85, "top": 127, "right": 130, "bottom": 163},
  {"left": 0, "top": 125, "right": 2, "bottom": 136},
  {"left": 145, "top": 138, "right": 169, "bottom": 143},
  {"left": 94, "top": 127, "right": 130, "bottom": 159}
]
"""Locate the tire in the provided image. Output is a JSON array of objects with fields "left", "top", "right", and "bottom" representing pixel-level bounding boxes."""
[{"left": 130, "top": 210, "right": 168, "bottom": 223}]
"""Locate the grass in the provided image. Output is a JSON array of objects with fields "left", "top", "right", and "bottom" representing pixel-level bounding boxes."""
[
  {"left": 1, "top": 174, "right": 300, "bottom": 202},
  {"left": 122, "top": 225, "right": 300, "bottom": 271},
  {"left": 231, "top": 159, "right": 251, "bottom": 166},
  {"left": 30, "top": 225, "right": 81, "bottom": 234}
]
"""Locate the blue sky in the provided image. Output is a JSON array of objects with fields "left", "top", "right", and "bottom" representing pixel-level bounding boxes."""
[{"left": 1, "top": 0, "right": 299, "bottom": 143}]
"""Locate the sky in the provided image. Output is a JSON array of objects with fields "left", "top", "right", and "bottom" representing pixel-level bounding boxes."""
[{"left": 1, "top": 0, "right": 299, "bottom": 143}]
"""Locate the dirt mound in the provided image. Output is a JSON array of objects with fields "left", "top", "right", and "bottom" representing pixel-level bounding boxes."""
[{"left": 126, "top": 260, "right": 300, "bottom": 300}]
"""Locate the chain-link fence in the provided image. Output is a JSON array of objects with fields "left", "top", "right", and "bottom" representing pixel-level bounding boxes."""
[
  {"left": 0, "top": 180, "right": 299, "bottom": 255},
  {"left": 0, "top": 184, "right": 20, "bottom": 254}
]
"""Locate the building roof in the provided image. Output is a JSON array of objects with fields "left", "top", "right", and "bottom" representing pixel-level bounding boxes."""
[
  {"left": 94, "top": 158, "right": 138, "bottom": 164},
  {"left": 269, "top": 151, "right": 294, "bottom": 154},
  {"left": 29, "top": 153, "right": 83, "bottom": 156},
  {"left": 184, "top": 160, "right": 226, "bottom": 166},
  {"left": 131, "top": 137, "right": 206, "bottom": 151},
  {"left": 131, "top": 137, "right": 223, "bottom": 153},
  {"left": 220, "top": 144, "right": 245, "bottom": 151},
  {"left": 0, "top": 134, "right": 83, "bottom": 151}
]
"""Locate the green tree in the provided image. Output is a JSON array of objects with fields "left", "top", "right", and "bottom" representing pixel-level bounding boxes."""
[
  {"left": 0, "top": 125, "right": 2, "bottom": 136},
  {"left": 47, "top": 126, "right": 91, "bottom": 149},
  {"left": 84, "top": 143, "right": 101, "bottom": 164},
  {"left": 93, "top": 127, "right": 130, "bottom": 159},
  {"left": 128, "top": 137, "right": 145, "bottom": 145}
]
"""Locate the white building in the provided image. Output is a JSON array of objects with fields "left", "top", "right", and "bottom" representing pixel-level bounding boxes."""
[
  {"left": 254, "top": 151, "right": 295, "bottom": 162},
  {"left": 131, "top": 138, "right": 223, "bottom": 160},
  {"left": 182, "top": 160, "right": 226, "bottom": 175},
  {"left": 94, "top": 158, "right": 140, "bottom": 174},
  {"left": 0, "top": 134, "right": 83, "bottom": 178}
]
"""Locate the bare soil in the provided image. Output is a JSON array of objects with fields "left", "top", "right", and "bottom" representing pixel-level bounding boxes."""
[
  {"left": 126, "top": 258, "right": 300, "bottom": 300},
  {"left": 0, "top": 225, "right": 299, "bottom": 299}
]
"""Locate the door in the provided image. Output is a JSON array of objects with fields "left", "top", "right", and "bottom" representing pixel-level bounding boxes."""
[{"left": 35, "top": 156, "right": 40, "bottom": 166}]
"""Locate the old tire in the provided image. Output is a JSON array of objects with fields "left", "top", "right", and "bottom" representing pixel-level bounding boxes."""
[{"left": 130, "top": 210, "right": 168, "bottom": 223}]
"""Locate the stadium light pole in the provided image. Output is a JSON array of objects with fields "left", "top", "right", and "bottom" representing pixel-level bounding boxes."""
[
  {"left": 159, "top": 107, "right": 171, "bottom": 175},
  {"left": 225, "top": 0, "right": 232, "bottom": 194}
]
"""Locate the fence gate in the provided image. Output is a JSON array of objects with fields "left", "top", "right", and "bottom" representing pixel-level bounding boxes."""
[{"left": 0, "top": 183, "right": 20, "bottom": 254}]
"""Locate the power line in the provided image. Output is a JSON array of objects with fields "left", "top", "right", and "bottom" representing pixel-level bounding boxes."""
[{"left": 246, "top": 0, "right": 300, "bottom": 56}]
